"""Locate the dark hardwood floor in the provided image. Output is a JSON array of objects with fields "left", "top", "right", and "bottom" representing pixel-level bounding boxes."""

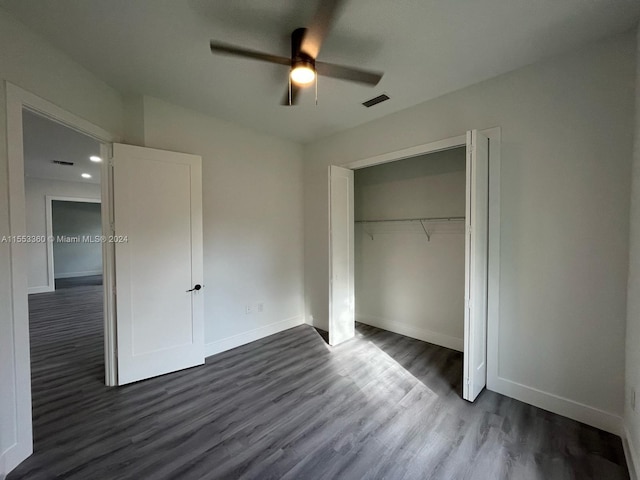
[
  {"left": 54, "top": 274, "right": 102, "bottom": 289},
  {"left": 9, "top": 284, "right": 629, "bottom": 479}
]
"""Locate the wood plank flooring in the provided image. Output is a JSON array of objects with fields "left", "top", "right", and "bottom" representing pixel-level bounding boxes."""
[
  {"left": 54, "top": 274, "right": 102, "bottom": 289},
  {"left": 9, "top": 284, "right": 629, "bottom": 479}
]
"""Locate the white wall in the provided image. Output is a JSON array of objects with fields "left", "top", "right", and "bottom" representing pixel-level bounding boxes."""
[
  {"left": 25, "top": 177, "right": 101, "bottom": 291},
  {"left": 0, "top": 6, "right": 123, "bottom": 475},
  {"left": 624, "top": 23, "right": 640, "bottom": 477},
  {"left": 354, "top": 148, "right": 466, "bottom": 350},
  {"left": 51, "top": 201, "right": 102, "bottom": 279},
  {"left": 139, "top": 96, "right": 305, "bottom": 354},
  {"left": 304, "top": 32, "right": 635, "bottom": 433}
]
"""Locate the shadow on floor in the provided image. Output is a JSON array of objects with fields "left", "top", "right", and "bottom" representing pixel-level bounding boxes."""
[
  {"left": 314, "top": 322, "right": 462, "bottom": 396},
  {"left": 355, "top": 322, "right": 464, "bottom": 397},
  {"left": 313, "top": 327, "right": 329, "bottom": 344}
]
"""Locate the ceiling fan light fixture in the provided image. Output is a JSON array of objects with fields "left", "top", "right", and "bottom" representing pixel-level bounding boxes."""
[
  {"left": 209, "top": 1, "right": 384, "bottom": 106},
  {"left": 290, "top": 60, "right": 316, "bottom": 85}
]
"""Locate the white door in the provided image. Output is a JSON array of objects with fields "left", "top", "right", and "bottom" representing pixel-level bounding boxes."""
[
  {"left": 112, "top": 143, "right": 204, "bottom": 385},
  {"left": 463, "top": 130, "right": 490, "bottom": 401},
  {"left": 329, "top": 165, "right": 355, "bottom": 346}
]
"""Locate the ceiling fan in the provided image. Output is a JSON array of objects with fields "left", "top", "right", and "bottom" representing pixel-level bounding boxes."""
[{"left": 209, "top": 0, "right": 383, "bottom": 105}]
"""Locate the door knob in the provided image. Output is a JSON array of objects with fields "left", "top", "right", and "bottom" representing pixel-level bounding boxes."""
[{"left": 187, "top": 284, "right": 202, "bottom": 292}]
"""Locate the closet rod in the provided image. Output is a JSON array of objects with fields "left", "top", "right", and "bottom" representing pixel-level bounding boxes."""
[{"left": 355, "top": 216, "right": 465, "bottom": 223}]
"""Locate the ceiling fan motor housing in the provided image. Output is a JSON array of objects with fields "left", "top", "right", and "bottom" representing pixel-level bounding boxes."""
[
  {"left": 291, "top": 27, "right": 315, "bottom": 69},
  {"left": 289, "top": 27, "right": 316, "bottom": 87}
]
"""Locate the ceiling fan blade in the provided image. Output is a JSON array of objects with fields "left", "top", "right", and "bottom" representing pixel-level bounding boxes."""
[
  {"left": 315, "top": 61, "right": 383, "bottom": 86},
  {"left": 300, "top": 0, "right": 345, "bottom": 58},
  {"left": 281, "top": 83, "right": 302, "bottom": 106},
  {"left": 210, "top": 41, "right": 290, "bottom": 66}
]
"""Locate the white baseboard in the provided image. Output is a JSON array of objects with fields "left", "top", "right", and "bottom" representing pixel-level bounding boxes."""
[
  {"left": 54, "top": 270, "right": 102, "bottom": 279},
  {"left": 205, "top": 316, "right": 305, "bottom": 358},
  {"left": 623, "top": 425, "right": 640, "bottom": 480},
  {"left": 2, "top": 440, "right": 32, "bottom": 479},
  {"left": 28, "top": 285, "right": 53, "bottom": 294},
  {"left": 490, "top": 375, "right": 622, "bottom": 435},
  {"left": 357, "top": 315, "right": 463, "bottom": 352}
]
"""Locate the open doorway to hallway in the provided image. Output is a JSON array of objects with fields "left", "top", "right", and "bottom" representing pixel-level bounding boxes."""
[{"left": 22, "top": 108, "right": 108, "bottom": 440}]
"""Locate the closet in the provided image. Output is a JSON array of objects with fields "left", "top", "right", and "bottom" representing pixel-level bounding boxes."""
[{"left": 354, "top": 146, "right": 467, "bottom": 353}]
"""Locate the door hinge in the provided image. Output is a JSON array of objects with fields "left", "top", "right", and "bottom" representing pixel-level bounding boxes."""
[
  {"left": 466, "top": 377, "right": 470, "bottom": 385},
  {"left": 466, "top": 298, "right": 472, "bottom": 310},
  {"left": 110, "top": 222, "right": 115, "bottom": 233}
]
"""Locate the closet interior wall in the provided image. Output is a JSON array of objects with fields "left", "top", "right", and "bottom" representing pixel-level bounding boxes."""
[{"left": 354, "top": 147, "right": 467, "bottom": 351}]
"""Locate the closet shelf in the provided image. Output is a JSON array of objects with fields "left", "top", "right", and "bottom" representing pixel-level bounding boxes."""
[{"left": 355, "top": 216, "right": 465, "bottom": 241}]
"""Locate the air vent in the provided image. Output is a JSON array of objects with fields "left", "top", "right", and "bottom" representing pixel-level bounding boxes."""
[
  {"left": 52, "top": 160, "right": 74, "bottom": 166},
  {"left": 362, "top": 94, "right": 390, "bottom": 108}
]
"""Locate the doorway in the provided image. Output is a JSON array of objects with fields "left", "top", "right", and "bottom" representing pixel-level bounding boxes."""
[
  {"left": 328, "top": 129, "right": 500, "bottom": 402},
  {"left": 354, "top": 146, "right": 467, "bottom": 352},
  {"left": 48, "top": 198, "right": 103, "bottom": 289},
  {"left": 4, "top": 84, "right": 205, "bottom": 474},
  {"left": 3, "top": 83, "right": 118, "bottom": 472},
  {"left": 22, "top": 108, "right": 110, "bottom": 454}
]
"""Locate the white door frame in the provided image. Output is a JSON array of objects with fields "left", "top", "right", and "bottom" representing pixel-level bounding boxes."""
[
  {"left": 5, "top": 81, "right": 119, "bottom": 471},
  {"left": 343, "top": 127, "right": 501, "bottom": 392},
  {"left": 42, "top": 196, "right": 102, "bottom": 292}
]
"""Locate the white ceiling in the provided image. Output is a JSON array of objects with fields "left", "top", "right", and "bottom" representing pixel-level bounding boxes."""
[
  {"left": 3, "top": 0, "right": 639, "bottom": 143},
  {"left": 23, "top": 110, "right": 102, "bottom": 184}
]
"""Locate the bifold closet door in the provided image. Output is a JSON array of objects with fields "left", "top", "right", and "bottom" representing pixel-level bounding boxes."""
[
  {"left": 328, "top": 165, "right": 355, "bottom": 346},
  {"left": 463, "top": 130, "right": 489, "bottom": 402}
]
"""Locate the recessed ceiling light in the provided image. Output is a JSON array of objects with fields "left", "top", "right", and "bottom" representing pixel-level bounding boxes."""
[
  {"left": 89, "top": 155, "right": 102, "bottom": 162},
  {"left": 81, "top": 173, "right": 92, "bottom": 179}
]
